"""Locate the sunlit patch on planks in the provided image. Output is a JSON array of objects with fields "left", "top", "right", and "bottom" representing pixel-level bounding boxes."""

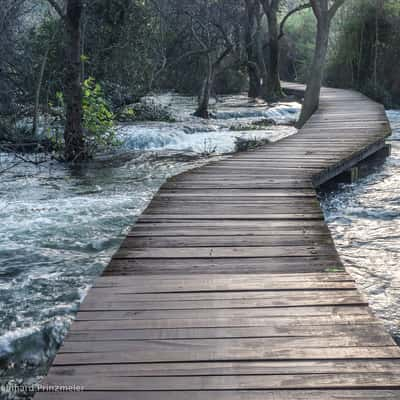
[{"left": 36, "top": 85, "right": 400, "bottom": 399}]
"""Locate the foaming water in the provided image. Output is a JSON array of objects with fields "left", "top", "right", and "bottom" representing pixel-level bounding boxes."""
[
  {"left": 0, "top": 155, "right": 205, "bottom": 397},
  {"left": 0, "top": 94, "right": 299, "bottom": 398},
  {"left": 118, "top": 93, "right": 299, "bottom": 152},
  {"left": 321, "top": 110, "right": 400, "bottom": 339}
]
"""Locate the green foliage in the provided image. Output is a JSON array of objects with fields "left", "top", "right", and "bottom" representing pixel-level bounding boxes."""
[
  {"left": 82, "top": 77, "right": 118, "bottom": 153},
  {"left": 118, "top": 107, "right": 136, "bottom": 122},
  {"left": 284, "top": 9, "right": 316, "bottom": 82},
  {"left": 84, "top": 0, "right": 158, "bottom": 103},
  {"left": 326, "top": 0, "right": 400, "bottom": 107},
  {"left": 25, "top": 0, "right": 157, "bottom": 109},
  {"left": 29, "top": 17, "right": 64, "bottom": 105},
  {"left": 46, "top": 78, "right": 118, "bottom": 158},
  {"left": 324, "top": 267, "right": 343, "bottom": 273}
]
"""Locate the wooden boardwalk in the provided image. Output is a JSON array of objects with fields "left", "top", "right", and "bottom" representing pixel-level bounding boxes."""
[{"left": 37, "top": 85, "right": 400, "bottom": 399}]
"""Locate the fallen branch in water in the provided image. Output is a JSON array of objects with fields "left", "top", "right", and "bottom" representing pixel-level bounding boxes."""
[
  {"left": 0, "top": 161, "right": 21, "bottom": 175},
  {"left": 12, "top": 152, "right": 49, "bottom": 165}
]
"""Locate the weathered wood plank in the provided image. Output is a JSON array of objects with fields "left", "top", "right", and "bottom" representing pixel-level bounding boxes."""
[
  {"left": 80, "top": 290, "right": 366, "bottom": 311},
  {"left": 74, "top": 305, "right": 370, "bottom": 322},
  {"left": 35, "top": 390, "right": 400, "bottom": 400},
  {"left": 41, "top": 372, "right": 400, "bottom": 391},
  {"left": 121, "top": 235, "right": 334, "bottom": 248},
  {"left": 66, "top": 323, "right": 388, "bottom": 342},
  {"left": 69, "top": 314, "right": 378, "bottom": 331},
  {"left": 114, "top": 245, "right": 336, "bottom": 259},
  {"left": 53, "top": 345, "right": 400, "bottom": 365},
  {"left": 44, "top": 358, "right": 400, "bottom": 377},
  {"left": 106, "top": 256, "right": 342, "bottom": 275}
]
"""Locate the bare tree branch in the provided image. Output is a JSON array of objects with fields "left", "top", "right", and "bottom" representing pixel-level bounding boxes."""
[
  {"left": 328, "top": 0, "right": 347, "bottom": 20},
  {"left": 310, "top": 0, "right": 322, "bottom": 18},
  {"left": 46, "top": 0, "right": 65, "bottom": 19},
  {"left": 278, "top": 2, "right": 312, "bottom": 40}
]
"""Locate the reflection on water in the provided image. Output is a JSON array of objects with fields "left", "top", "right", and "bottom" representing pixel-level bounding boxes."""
[{"left": 321, "top": 110, "right": 400, "bottom": 339}]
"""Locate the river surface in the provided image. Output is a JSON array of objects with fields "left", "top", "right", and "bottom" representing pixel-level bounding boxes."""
[
  {"left": 0, "top": 94, "right": 399, "bottom": 398},
  {"left": 321, "top": 110, "right": 400, "bottom": 340}
]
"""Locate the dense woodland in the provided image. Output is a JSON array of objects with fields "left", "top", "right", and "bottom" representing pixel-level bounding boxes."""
[{"left": 1, "top": 0, "right": 399, "bottom": 161}]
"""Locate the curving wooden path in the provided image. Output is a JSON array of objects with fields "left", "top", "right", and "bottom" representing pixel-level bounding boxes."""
[{"left": 37, "top": 85, "right": 400, "bottom": 399}]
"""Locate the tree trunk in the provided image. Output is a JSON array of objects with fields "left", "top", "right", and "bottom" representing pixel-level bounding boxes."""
[
  {"left": 194, "top": 45, "right": 232, "bottom": 119},
  {"left": 245, "top": 0, "right": 261, "bottom": 99},
  {"left": 264, "top": 7, "right": 283, "bottom": 101},
  {"left": 63, "top": 0, "right": 85, "bottom": 161},
  {"left": 194, "top": 55, "right": 213, "bottom": 119},
  {"left": 255, "top": 9, "right": 269, "bottom": 99},
  {"left": 32, "top": 38, "right": 53, "bottom": 137},
  {"left": 297, "top": 15, "right": 330, "bottom": 127},
  {"left": 248, "top": 62, "right": 261, "bottom": 98}
]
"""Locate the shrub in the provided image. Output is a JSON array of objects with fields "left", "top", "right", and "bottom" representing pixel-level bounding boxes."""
[
  {"left": 82, "top": 77, "right": 118, "bottom": 154},
  {"left": 47, "top": 78, "right": 119, "bottom": 158}
]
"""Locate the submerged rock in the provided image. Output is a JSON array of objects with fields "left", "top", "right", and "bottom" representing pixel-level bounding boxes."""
[
  {"left": 235, "top": 136, "right": 270, "bottom": 152},
  {"left": 117, "top": 98, "right": 176, "bottom": 123}
]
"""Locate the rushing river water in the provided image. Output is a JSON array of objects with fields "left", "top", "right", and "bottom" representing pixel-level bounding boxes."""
[
  {"left": 321, "top": 110, "right": 400, "bottom": 340},
  {"left": 0, "top": 94, "right": 399, "bottom": 398}
]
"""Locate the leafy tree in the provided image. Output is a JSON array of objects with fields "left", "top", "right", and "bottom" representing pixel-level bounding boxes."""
[
  {"left": 82, "top": 77, "right": 117, "bottom": 154},
  {"left": 46, "top": 0, "right": 86, "bottom": 161},
  {"left": 284, "top": 8, "right": 316, "bottom": 81},
  {"left": 326, "top": 0, "right": 400, "bottom": 107}
]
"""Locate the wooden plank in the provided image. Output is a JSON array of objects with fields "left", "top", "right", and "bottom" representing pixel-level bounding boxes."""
[
  {"left": 127, "top": 227, "right": 332, "bottom": 237},
  {"left": 34, "top": 390, "right": 400, "bottom": 400},
  {"left": 60, "top": 335, "right": 392, "bottom": 354},
  {"left": 44, "top": 359, "right": 400, "bottom": 377},
  {"left": 93, "top": 274, "right": 353, "bottom": 286},
  {"left": 41, "top": 372, "right": 400, "bottom": 391},
  {"left": 91, "top": 281, "right": 357, "bottom": 293},
  {"left": 157, "top": 189, "right": 317, "bottom": 197},
  {"left": 143, "top": 206, "right": 324, "bottom": 214},
  {"left": 66, "top": 323, "right": 389, "bottom": 342},
  {"left": 138, "top": 214, "right": 325, "bottom": 222},
  {"left": 113, "top": 245, "right": 336, "bottom": 259},
  {"left": 53, "top": 345, "right": 400, "bottom": 365},
  {"left": 106, "top": 256, "right": 343, "bottom": 275},
  {"left": 80, "top": 291, "right": 366, "bottom": 311},
  {"left": 131, "top": 220, "right": 329, "bottom": 228},
  {"left": 74, "top": 306, "right": 370, "bottom": 323},
  {"left": 69, "top": 314, "right": 378, "bottom": 331},
  {"left": 163, "top": 182, "right": 314, "bottom": 189},
  {"left": 121, "top": 235, "right": 334, "bottom": 248}
]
